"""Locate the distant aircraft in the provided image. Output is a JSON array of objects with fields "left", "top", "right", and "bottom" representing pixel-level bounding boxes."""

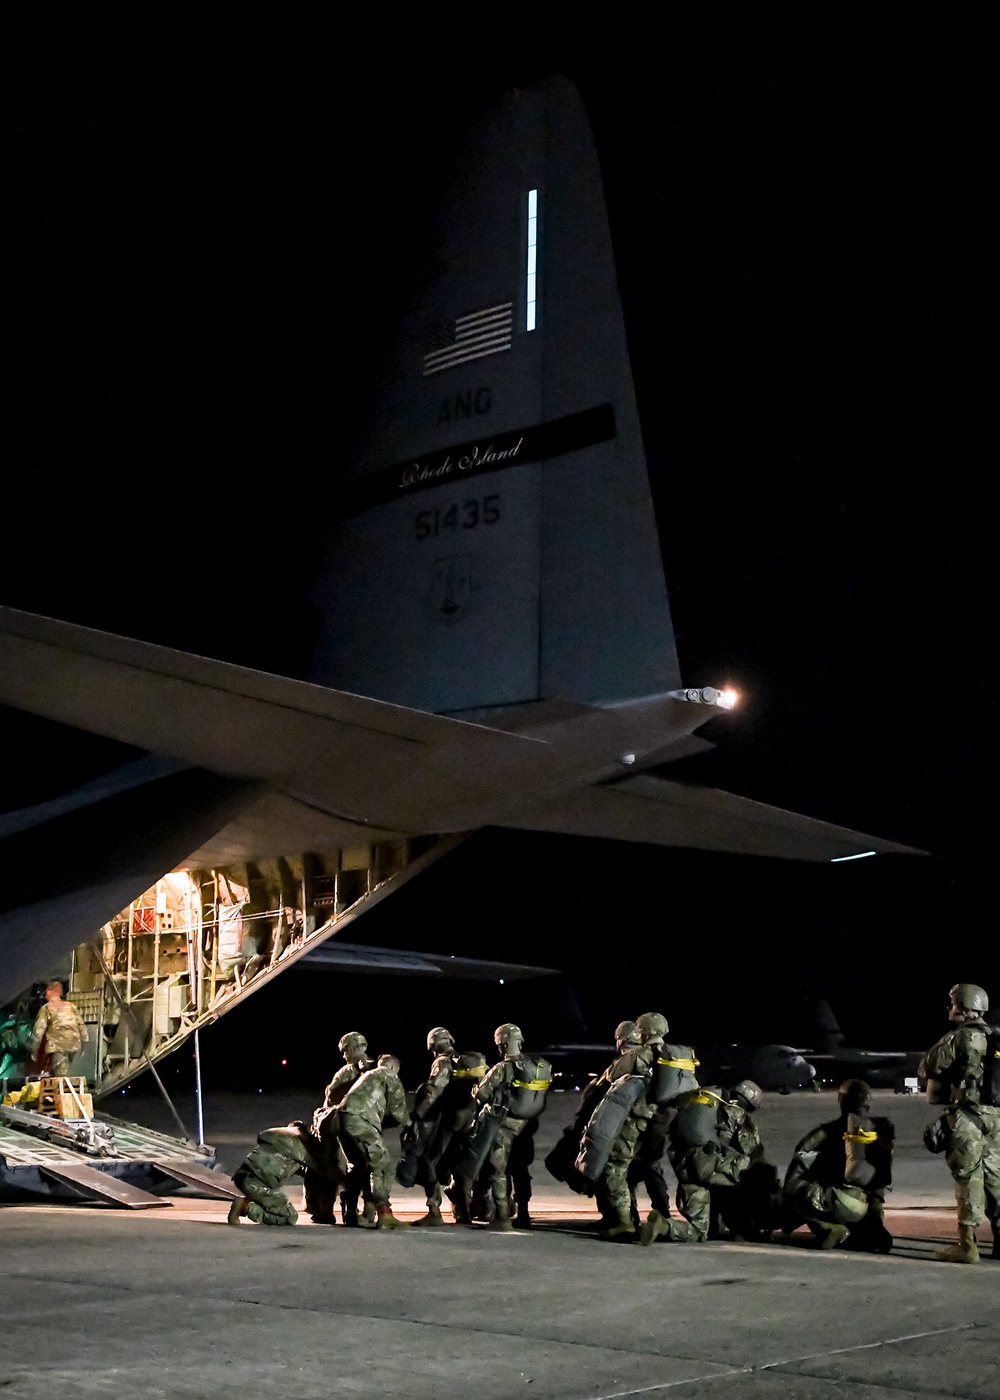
[
  {"left": 801, "top": 1000, "right": 924, "bottom": 1090},
  {"left": 0, "top": 76, "right": 921, "bottom": 1015}
]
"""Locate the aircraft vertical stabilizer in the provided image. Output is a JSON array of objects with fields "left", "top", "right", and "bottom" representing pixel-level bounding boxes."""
[{"left": 310, "top": 77, "right": 680, "bottom": 713}]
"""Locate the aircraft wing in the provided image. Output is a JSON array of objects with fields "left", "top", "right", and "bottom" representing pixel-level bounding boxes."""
[{"left": 503, "top": 772, "right": 925, "bottom": 861}]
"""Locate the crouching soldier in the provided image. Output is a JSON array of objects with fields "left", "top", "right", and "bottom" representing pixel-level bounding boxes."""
[
  {"left": 641, "top": 1080, "right": 771, "bottom": 1245},
  {"left": 781, "top": 1078, "right": 893, "bottom": 1252},
  {"left": 338, "top": 1053, "right": 411, "bottom": 1229},
  {"left": 228, "top": 1123, "right": 319, "bottom": 1226}
]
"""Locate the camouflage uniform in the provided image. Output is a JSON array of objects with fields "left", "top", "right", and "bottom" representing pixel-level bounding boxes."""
[
  {"left": 31, "top": 998, "right": 88, "bottom": 1076},
  {"left": 412, "top": 1050, "right": 456, "bottom": 1212},
  {"left": 598, "top": 1044, "right": 656, "bottom": 1230},
  {"left": 229, "top": 1124, "right": 318, "bottom": 1226},
  {"left": 781, "top": 1110, "right": 894, "bottom": 1250},
  {"left": 473, "top": 1054, "right": 548, "bottom": 1222},
  {"left": 338, "top": 1061, "right": 410, "bottom": 1216},
  {"left": 306, "top": 1046, "right": 374, "bottom": 1224},
  {"left": 924, "top": 1020, "right": 1000, "bottom": 1242},
  {"left": 663, "top": 1092, "right": 765, "bottom": 1242}
]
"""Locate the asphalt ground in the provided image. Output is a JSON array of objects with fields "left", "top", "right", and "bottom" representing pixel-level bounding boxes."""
[{"left": 1, "top": 1090, "right": 996, "bottom": 1399}]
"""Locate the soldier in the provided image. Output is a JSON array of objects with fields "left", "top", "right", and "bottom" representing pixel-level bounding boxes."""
[
  {"left": 545, "top": 1020, "right": 642, "bottom": 1203},
  {"left": 306, "top": 1030, "right": 374, "bottom": 1225},
  {"left": 338, "top": 1053, "right": 411, "bottom": 1229},
  {"left": 781, "top": 1078, "right": 894, "bottom": 1252},
  {"left": 593, "top": 1016, "right": 661, "bottom": 1239},
  {"left": 642, "top": 1080, "right": 772, "bottom": 1245},
  {"left": 228, "top": 1123, "right": 319, "bottom": 1226},
  {"left": 30, "top": 981, "right": 88, "bottom": 1077},
  {"left": 923, "top": 982, "right": 1000, "bottom": 1263},
  {"left": 405, "top": 1027, "right": 488, "bottom": 1226},
  {"left": 468, "top": 1024, "right": 552, "bottom": 1232}
]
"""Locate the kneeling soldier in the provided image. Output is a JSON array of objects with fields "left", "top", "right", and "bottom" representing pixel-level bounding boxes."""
[
  {"left": 228, "top": 1123, "right": 319, "bottom": 1226},
  {"left": 782, "top": 1078, "right": 894, "bottom": 1252}
]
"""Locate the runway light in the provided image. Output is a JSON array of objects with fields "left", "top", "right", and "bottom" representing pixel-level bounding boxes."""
[
  {"left": 280, "top": 1059, "right": 288, "bottom": 1066},
  {"left": 499, "top": 978, "right": 505, "bottom": 985},
  {"left": 830, "top": 850, "right": 877, "bottom": 863}
]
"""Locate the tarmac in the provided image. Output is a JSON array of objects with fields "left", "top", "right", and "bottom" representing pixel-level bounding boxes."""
[{"left": 1, "top": 1088, "right": 997, "bottom": 1399}]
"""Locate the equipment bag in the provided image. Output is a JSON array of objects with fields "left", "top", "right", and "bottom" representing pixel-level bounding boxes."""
[
  {"left": 982, "top": 1028, "right": 1000, "bottom": 1108},
  {"left": 395, "top": 1117, "right": 437, "bottom": 1188},
  {"left": 648, "top": 1044, "right": 700, "bottom": 1106},
  {"left": 671, "top": 1090, "right": 725, "bottom": 1149},
  {"left": 574, "top": 1074, "right": 648, "bottom": 1185},
  {"left": 506, "top": 1055, "right": 553, "bottom": 1119},
  {"left": 454, "top": 1104, "right": 505, "bottom": 1185}
]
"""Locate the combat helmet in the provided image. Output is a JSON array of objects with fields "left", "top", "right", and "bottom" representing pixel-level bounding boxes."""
[
  {"left": 427, "top": 1026, "right": 455, "bottom": 1052},
  {"left": 949, "top": 983, "right": 989, "bottom": 1016},
  {"left": 615, "top": 1020, "right": 642, "bottom": 1047},
  {"left": 338, "top": 1031, "right": 368, "bottom": 1057},
  {"left": 494, "top": 1023, "right": 523, "bottom": 1052},
  {"left": 636, "top": 1012, "right": 669, "bottom": 1045},
  {"left": 730, "top": 1080, "right": 763, "bottom": 1113}
]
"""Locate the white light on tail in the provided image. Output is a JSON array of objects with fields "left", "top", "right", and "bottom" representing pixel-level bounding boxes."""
[{"left": 526, "top": 190, "right": 538, "bottom": 331}]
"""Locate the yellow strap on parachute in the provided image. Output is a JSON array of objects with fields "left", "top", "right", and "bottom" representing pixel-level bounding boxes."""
[
  {"left": 684, "top": 1090, "right": 726, "bottom": 1107},
  {"left": 452, "top": 1066, "right": 486, "bottom": 1079},
  {"left": 512, "top": 1078, "right": 552, "bottom": 1091},
  {"left": 843, "top": 1129, "right": 879, "bottom": 1145},
  {"left": 657, "top": 1056, "right": 700, "bottom": 1071}
]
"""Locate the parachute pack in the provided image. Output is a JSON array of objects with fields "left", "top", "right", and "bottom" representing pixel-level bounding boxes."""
[
  {"left": 981, "top": 1027, "right": 1000, "bottom": 1108},
  {"left": 573, "top": 1074, "right": 647, "bottom": 1187},
  {"left": 647, "top": 1044, "right": 700, "bottom": 1106},
  {"left": 506, "top": 1055, "right": 553, "bottom": 1120}
]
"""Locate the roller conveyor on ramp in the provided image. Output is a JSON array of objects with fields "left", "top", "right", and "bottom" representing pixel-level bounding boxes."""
[{"left": 0, "top": 1103, "right": 237, "bottom": 1207}]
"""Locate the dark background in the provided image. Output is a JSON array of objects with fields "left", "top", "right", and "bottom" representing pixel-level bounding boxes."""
[{"left": 6, "top": 33, "right": 987, "bottom": 1088}]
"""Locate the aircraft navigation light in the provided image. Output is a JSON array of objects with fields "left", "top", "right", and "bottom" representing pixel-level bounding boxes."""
[
  {"left": 671, "top": 687, "right": 739, "bottom": 708},
  {"left": 717, "top": 688, "right": 739, "bottom": 709},
  {"left": 830, "top": 850, "right": 877, "bottom": 863},
  {"left": 620, "top": 752, "right": 637, "bottom": 766}
]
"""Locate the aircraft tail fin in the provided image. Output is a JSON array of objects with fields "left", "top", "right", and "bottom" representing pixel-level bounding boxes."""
[
  {"left": 814, "top": 999, "right": 847, "bottom": 1054},
  {"left": 310, "top": 76, "right": 680, "bottom": 714}
]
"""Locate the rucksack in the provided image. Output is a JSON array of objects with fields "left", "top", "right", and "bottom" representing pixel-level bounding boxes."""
[{"left": 981, "top": 1027, "right": 1000, "bottom": 1108}]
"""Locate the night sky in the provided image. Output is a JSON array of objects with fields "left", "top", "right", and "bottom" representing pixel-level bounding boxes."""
[{"left": 6, "top": 38, "right": 986, "bottom": 1076}]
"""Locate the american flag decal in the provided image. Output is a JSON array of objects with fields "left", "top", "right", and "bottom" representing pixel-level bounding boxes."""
[{"left": 422, "top": 302, "right": 513, "bottom": 377}]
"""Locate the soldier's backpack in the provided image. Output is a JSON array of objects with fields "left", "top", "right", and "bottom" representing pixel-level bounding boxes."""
[
  {"left": 671, "top": 1090, "right": 725, "bottom": 1149},
  {"left": 981, "top": 1027, "right": 1000, "bottom": 1108},
  {"left": 573, "top": 1074, "right": 648, "bottom": 1187},
  {"left": 647, "top": 1044, "right": 700, "bottom": 1106},
  {"left": 506, "top": 1055, "right": 553, "bottom": 1119},
  {"left": 438, "top": 1051, "right": 488, "bottom": 1125}
]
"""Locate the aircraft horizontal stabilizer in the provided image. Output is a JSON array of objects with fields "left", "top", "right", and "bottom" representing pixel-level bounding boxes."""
[
  {"left": 502, "top": 772, "right": 925, "bottom": 862},
  {"left": 0, "top": 606, "right": 544, "bottom": 835},
  {"left": 296, "top": 942, "right": 557, "bottom": 981}
]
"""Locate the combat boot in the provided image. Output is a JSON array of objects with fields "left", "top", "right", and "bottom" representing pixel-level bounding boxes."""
[
  {"left": 513, "top": 1205, "right": 532, "bottom": 1230},
  {"left": 815, "top": 1222, "right": 850, "bottom": 1250},
  {"left": 638, "top": 1210, "right": 671, "bottom": 1247},
  {"left": 603, "top": 1209, "right": 637, "bottom": 1241},
  {"left": 376, "top": 1204, "right": 411, "bottom": 1229},
  {"left": 992, "top": 1224, "right": 999, "bottom": 1260},
  {"left": 491, "top": 1204, "right": 515, "bottom": 1233},
  {"left": 227, "top": 1196, "right": 249, "bottom": 1226},
  {"left": 936, "top": 1225, "right": 980, "bottom": 1264},
  {"left": 413, "top": 1204, "right": 445, "bottom": 1227}
]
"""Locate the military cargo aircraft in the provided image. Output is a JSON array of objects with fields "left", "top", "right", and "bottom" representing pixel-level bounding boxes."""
[{"left": 0, "top": 77, "right": 921, "bottom": 1082}]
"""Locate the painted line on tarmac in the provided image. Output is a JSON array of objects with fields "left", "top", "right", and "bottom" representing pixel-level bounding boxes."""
[{"left": 586, "top": 1321, "right": 982, "bottom": 1399}]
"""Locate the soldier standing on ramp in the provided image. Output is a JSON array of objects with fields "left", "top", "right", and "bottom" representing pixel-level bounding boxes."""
[
  {"left": 923, "top": 982, "right": 1000, "bottom": 1263},
  {"left": 30, "top": 980, "right": 87, "bottom": 1077},
  {"left": 338, "top": 1053, "right": 411, "bottom": 1229}
]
